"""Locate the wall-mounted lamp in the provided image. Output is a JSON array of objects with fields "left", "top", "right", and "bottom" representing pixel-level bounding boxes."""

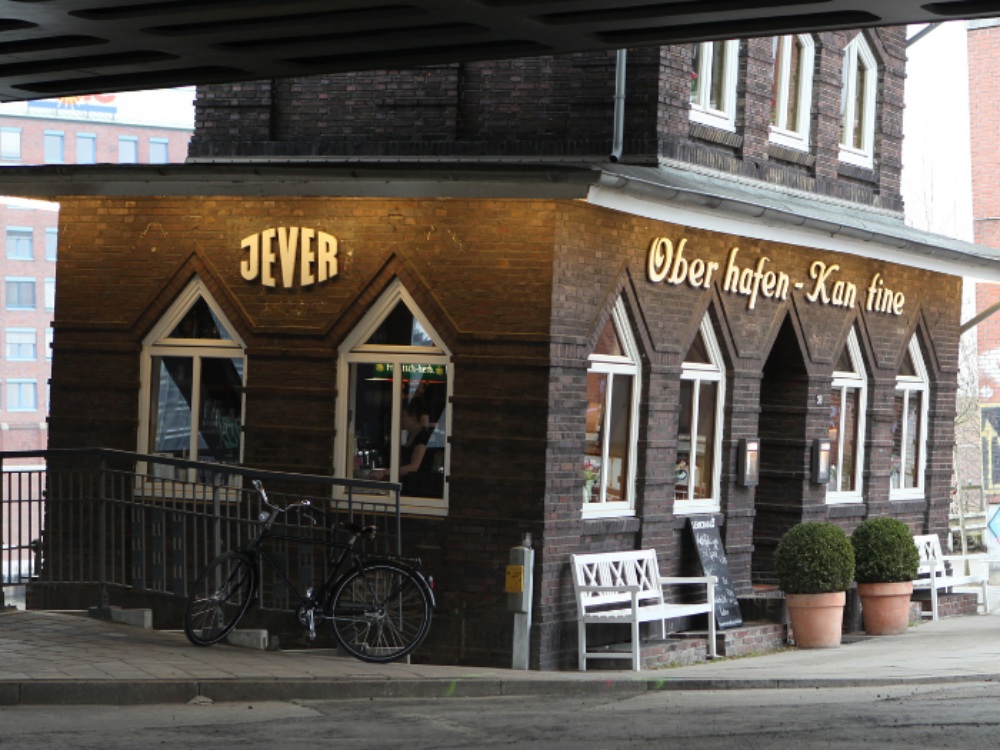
[
  {"left": 737, "top": 438, "right": 760, "bottom": 487},
  {"left": 811, "top": 438, "right": 832, "bottom": 484}
]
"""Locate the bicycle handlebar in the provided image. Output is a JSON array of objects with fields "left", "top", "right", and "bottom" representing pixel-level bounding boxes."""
[{"left": 252, "top": 479, "right": 313, "bottom": 526}]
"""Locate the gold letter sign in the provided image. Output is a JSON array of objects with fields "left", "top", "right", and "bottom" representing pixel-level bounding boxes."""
[
  {"left": 241, "top": 227, "right": 338, "bottom": 288},
  {"left": 646, "top": 236, "right": 905, "bottom": 316}
]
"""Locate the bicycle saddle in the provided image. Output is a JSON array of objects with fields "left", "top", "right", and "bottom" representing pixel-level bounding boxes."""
[{"left": 342, "top": 521, "right": 377, "bottom": 539}]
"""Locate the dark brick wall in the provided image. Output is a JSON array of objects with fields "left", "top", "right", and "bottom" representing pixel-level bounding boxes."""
[
  {"left": 49, "top": 195, "right": 959, "bottom": 669},
  {"left": 190, "top": 28, "right": 907, "bottom": 210}
]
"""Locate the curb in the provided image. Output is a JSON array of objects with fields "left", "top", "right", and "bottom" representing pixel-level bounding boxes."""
[{"left": 3, "top": 672, "right": 1000, "bottom": 706}]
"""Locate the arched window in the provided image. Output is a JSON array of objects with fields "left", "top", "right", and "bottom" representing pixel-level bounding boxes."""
[
  {"left": 827, "top": 328, "right": 867, "bottom": 503},
  {"left": 336, "top": 280, "right": 451, "bottom": 515},
  {"left": 583, "top": 298, "right": 640, "bottom": 516},
  {"left": 138, "top": 278, "right": 246, "bottom": 476},
  {"left": 676, "top": 316, "right": 725, "bottom": 513},
  {"left": 770, "top": 34, "right": 815, "bottom": 151},
  {"left": 891, "top": 336, "right": 929, "bottom": 497},
  {"left": 690, "top": 39, "right": 740, "bottom": 131},
  {"left": 840, "top": 33, "right": 877, "bottom": 168}
]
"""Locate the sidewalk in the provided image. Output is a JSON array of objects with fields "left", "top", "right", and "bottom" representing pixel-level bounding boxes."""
[{"left": 2, "top": 608, "right": 1000, "bottom": 705}]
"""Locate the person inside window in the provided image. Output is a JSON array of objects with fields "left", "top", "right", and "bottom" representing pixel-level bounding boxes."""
[
  {"left": 398, "top": 399, "right": 434, "bottom": 479},
  {"left": 370, "top": 400, "right": 435, "bottom": 489}
]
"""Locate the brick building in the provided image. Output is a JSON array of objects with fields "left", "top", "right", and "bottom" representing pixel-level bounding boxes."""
[
  {"left": 0, "top": 91, "right": 192, "bottom": 460},
  {"left": 968, "top": 20, "right": 1000, "bottom": 501},
  {"left": 10, "top": 28, "right": 1000, "bottom": 668}
]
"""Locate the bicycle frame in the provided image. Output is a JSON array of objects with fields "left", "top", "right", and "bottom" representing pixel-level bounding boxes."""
[{"left": 241, "top": 480, "right": 434, "bottom": 641}]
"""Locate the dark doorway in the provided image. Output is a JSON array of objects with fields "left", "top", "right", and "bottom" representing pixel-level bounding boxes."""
[{"left": 752, "top": 317, "right": 810, "bottom": 585}]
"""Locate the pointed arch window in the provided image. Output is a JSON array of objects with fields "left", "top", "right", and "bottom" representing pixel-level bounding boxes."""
[
  {"left": 690, "top": 39, "right": 740, "bottom": 131},
  {"left": 139, "top": 278, "right": 246, "bottom": 474},
  {"left": 891, "top": 336, "right": 929, "bottom": 497},
  {"left": 840, "top": 33, "right": 877, "bottom": 169},
  {"left": 827, "top": 328, "right": 867, "bottom": 503},
  {"left": 583, "top": 298, "right": 640, "bottom": 516},
  {"left": 770, "top": 34, "right": 815, "bottom": 151},
  {"left": 676, "top": 316, "right": 725, "bottom": 513},
  {"left": 336, "top": 280, "right": 451, "bottom": 515}
]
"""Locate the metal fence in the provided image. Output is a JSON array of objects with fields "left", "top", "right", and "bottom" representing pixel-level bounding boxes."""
[{"left": 0, "top": 449, "right": 402, "bottom": 614}]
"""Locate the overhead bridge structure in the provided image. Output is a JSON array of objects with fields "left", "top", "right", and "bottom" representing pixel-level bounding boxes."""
[{"left": 0, "top": 0, "right": 992, "bottom": 102}]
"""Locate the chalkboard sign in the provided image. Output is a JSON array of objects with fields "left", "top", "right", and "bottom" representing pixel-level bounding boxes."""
[{"left": 688, "top": 515, "right": 743, "bottom": 629}]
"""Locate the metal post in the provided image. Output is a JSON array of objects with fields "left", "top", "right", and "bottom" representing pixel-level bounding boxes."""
[
  {"left": 212, "top": 473, "right": 222, "bottom": 562},
  {"left": 508, "top": 533, "right": 535, "bottom": 670},
  {"left": 1, "top": 456, "right": 6, "bottom": 609},
  {"left": 95, "top": 457, "right": 109, "bottom": 614}
]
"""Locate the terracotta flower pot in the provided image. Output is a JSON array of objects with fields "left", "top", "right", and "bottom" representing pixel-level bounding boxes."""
[
  {"left": 785, "top": 591, "right": 846, "bottom": 648},
  {"left": 856, "top": 581, "right": 914, "bottom": 636}
]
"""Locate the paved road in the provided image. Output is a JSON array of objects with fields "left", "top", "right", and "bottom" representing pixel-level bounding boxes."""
[{"left": 5, "top": 682, "right": 1000, "bottom": 749}]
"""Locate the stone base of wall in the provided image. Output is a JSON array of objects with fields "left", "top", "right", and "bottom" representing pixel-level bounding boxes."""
[
  {"left": 911, "top": 590, "right": 981, "bottom": 619},
  {"left": 716, "top": 622, "right": 788, "bottom": 658},
  {"left": 586, "top": 621, "right": 788, "bottom": 670}
]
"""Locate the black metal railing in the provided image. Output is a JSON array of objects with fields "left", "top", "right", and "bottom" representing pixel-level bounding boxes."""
[{"left": 0, "top": 449, "right": 402, "bottom": 614}]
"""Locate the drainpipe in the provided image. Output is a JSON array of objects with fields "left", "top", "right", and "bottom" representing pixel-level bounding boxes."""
[{"left": 610, "top": 49, "right": 627, "bottom": 163}]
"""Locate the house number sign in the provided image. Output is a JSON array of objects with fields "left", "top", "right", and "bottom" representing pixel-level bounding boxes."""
[
  {"left": 647, "top": 236, "right": 905, "bottom": 316},
  {"left": 241, "top": 227, "right": 338, "bottom": 288}
]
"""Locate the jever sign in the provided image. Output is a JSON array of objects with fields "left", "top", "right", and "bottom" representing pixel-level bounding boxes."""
[
  {"left": 241, "top": 227, "right": 338, "bottom": 288},
  {"left": 647, "top": 237, "right": 905, "bottom": 315}
]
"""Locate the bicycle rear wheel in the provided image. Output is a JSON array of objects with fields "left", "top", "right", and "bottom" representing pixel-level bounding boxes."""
[
  {"left": 184, "top": 551, "right": 256, "bottom": 646},
  {"left": 330, "top": 562, "right": 433, "bottom": 663}
]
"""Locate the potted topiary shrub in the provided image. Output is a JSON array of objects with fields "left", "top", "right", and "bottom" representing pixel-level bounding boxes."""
[
  {"left": 851, "top": 516, "right": 920, "bottom": 635},
  {"left": 774, "top": 521, "right": 855, "bottom": 648}
]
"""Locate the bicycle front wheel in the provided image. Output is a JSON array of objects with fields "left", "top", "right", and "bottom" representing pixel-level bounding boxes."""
[
  {"left": 330, "top": 562, "right": 433, "bottom": 663},
  {"left": 184, "top": 551, "right": 256, "bottom": 646}
]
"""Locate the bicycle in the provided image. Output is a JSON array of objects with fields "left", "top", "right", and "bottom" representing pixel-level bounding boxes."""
[{"left": 183, "top": 479, "right": 434, "bottom": 663}]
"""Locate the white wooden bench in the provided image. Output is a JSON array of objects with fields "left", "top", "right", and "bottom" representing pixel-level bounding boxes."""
[
  {"left": 912, "top": 534, "right": 989, "bottom": 620},
  {"left": 571, "top": 548, "right": 717, "bottom": 671}
]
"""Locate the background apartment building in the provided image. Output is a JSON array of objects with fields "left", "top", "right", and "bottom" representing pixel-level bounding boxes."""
[{"left": 0, "top": 89, "right": 192, "bottom": 458}]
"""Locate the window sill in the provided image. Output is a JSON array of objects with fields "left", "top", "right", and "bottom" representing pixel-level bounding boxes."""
[
  {"left": 673, "top": 502, "right": 721, "bottom": 515},
  {"left": 767, "top": 141, "right": 816, "bottom": 168},
  {"left": 689, "top": 119, "right": 741, "bottom": 148},
  {"left": 825, "top": 494, "right": 863, "bottom": 505},
  {"left": 838, "top": 146, "right": 874, "bottom": 172}
]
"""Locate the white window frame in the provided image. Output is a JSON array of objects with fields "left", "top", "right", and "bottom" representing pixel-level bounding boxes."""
[
  {"left": 891, "top": 336, "right": 929, "bottom": 500},
  {"left": 43, "top": 130, "right": 64, "bottom": 164},
  {"left": 582, "top": 298, "right": 641, "bottom": 519},
  {"left": 136, "top": 277, "right": 247, "bottom": 472},
  {"left": 335, "top": 279, "right": 452, "bottom": 517},
  {"left": 149, "top": 138, "right": 169, "bottom": 164},
  {"left": 76, "top": 133, "right": 97, "bottom": 165},
  {"left": 676, "top": 315, "right": 726, "bottom": 515},
  {"left": 840, "top": 33, "right": 877, "bottom": 169},
  {"left": 45, "top": 228, "right": 58, "bottom": 262},
  {"left": 770, "top": 34, "right": 815, "bottom": 151},
  {"left": 44, "top": 277, "right": 55, "bottom": 312},
  {"left": 1, "top": 127, "right": 21, "bottom": 161},
  {"left": 118, "top": 135, "right": 138, "bottom": 164},
  {"left": 826, "top": 328, "right": 866, "bottom": 504},
  {"left": 5, "top": 277, "right": 35, "bottom": 310},
  {"left": 6, "top": 328, "right": 37, "bottom": 361},
  {"left": 6, "top": 378, "right": 37, "bottom": 412},
  {"left": 6, "top": 227, "right": 33, "bottom": 260},
  {"left": 690, "top": 39, "right": 740, "bottom": 132}
]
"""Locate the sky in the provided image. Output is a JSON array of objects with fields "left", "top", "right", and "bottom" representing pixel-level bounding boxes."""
[{"left": 901, "top": 21, "right": 975, "bottom": 244}]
